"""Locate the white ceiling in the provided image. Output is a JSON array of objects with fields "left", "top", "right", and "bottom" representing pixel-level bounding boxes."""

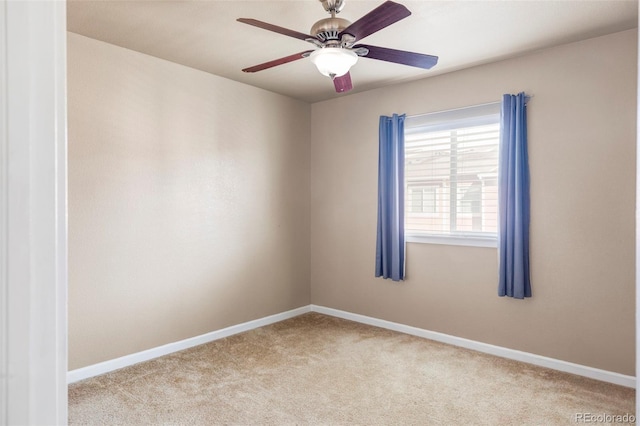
[{"left": 67, "top": 0, "right": 638, "bottom": 103}]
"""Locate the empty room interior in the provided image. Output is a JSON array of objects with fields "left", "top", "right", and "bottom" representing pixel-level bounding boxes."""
[{"left": 66, "top": 0, "right": 638, "bottom": 423}]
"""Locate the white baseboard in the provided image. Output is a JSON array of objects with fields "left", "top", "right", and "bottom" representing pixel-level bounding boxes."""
[
  {"left": 310, "top": 305, "right": 636, "bottom": 389},
  {"left": 68, "top": 303, "right": 635, "bottom": 389},
  {"left": 67, "top": 305, "right": 311, "bottom": 384}
]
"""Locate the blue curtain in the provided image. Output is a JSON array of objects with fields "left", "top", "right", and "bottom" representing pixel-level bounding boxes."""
[
  {"left": 498, "top": 93, "right": 531, "bottom": 298},
  {"left": 375, "top": 114, "right": 405, "bottom": 281}
]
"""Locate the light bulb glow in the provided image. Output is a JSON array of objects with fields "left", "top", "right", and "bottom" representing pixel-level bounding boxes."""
[{"left": 309, "top": 48, "right": 358, "bottom": 78}]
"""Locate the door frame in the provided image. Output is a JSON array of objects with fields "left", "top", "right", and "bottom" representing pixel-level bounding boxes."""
[{"left": 1, "top": 0, "right": 68, "bottom": 423}]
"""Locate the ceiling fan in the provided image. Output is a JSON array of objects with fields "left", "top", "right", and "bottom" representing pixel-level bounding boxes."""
[{"left": 237, "top": 0, "right": 438, "bottom": 94}]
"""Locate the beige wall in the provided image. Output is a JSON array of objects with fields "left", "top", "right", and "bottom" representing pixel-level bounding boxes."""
[
  {"left": 68, "top": 33, "right": 311, "bottom": 370},
  {"left": 311, "top": 29, "right": 637, "bottom": 376},
  {"left": 69, "top": 29, "right": 637, "bottom": 376}
]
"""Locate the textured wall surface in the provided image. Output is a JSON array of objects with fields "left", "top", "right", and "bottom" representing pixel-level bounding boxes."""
[
  {"left": 68, "top": 33, "right": 311, "bottom": 369},
  {"left": 310, "top": 30, "right": 637, "bottom": 376}
]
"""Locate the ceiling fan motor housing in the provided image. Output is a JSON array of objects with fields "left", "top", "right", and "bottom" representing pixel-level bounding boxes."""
[{"left": 311, "top": 17, "right": 351, "bottom": 42}]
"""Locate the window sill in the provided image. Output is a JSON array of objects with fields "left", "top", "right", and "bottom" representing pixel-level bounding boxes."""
[{"left": 406, "top": 234, "right": 497, "bottom": 248}]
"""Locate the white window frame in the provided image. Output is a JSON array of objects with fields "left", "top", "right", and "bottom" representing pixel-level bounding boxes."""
[{"left": 404, "top": 102, "right": 500, "bottom": 248}]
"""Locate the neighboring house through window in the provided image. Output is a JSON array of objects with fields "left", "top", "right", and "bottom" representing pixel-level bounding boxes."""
[{"left": 404, "top": 102, "right": 500, "bottom": 247}]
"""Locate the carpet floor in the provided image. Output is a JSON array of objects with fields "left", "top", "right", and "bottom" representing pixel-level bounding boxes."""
[{"left": 68, "top": 313, "right": 634, "bottom": 425}]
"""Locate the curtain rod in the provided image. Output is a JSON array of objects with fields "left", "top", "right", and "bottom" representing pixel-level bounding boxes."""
[
  {"left": 406, "top": 100, "right": 500, "bottom": 119},
  {"left": 406, "top": 95, "right": 533, "bottom": 120}
]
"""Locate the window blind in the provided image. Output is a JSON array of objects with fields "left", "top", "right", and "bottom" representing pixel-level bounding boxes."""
[{"left": 405, "top": 103, "right": 500, "bottom": 241}]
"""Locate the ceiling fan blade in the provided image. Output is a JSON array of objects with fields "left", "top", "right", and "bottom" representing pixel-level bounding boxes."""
[
  {"left": 333, "top": 72, "right": 353, "bottom": 93},
  {"left": 242, "top": 51, "right": 314, "bottom": 73},
  {"left": 355, "top": 44, "right": 438, "bottom": 69},
  {"left": 339, "top": 1, "right": 411, "bottom": 42},
  {"left": 237, "top": 18, "right": 314, "bottom": 41}
]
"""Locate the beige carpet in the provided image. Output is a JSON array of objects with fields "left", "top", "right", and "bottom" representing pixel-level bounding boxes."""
[{"left": 69, "top": 313, "right": 634, "bottom": 425}]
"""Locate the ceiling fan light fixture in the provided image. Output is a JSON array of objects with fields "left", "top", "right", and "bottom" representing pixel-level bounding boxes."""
[
  {"left": 238, "top": 1, "right": 437, "bottom": 94},
  {"left": 309, "top": 48, "right": 357, "bottom": 78}
]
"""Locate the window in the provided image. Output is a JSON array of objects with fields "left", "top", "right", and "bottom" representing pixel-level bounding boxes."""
[
  {"left": 404, "top": 103, "right": 500, "bottom": 247},
  {"left": 408, "top": 185, "right": 437, "bottom": 214}
]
